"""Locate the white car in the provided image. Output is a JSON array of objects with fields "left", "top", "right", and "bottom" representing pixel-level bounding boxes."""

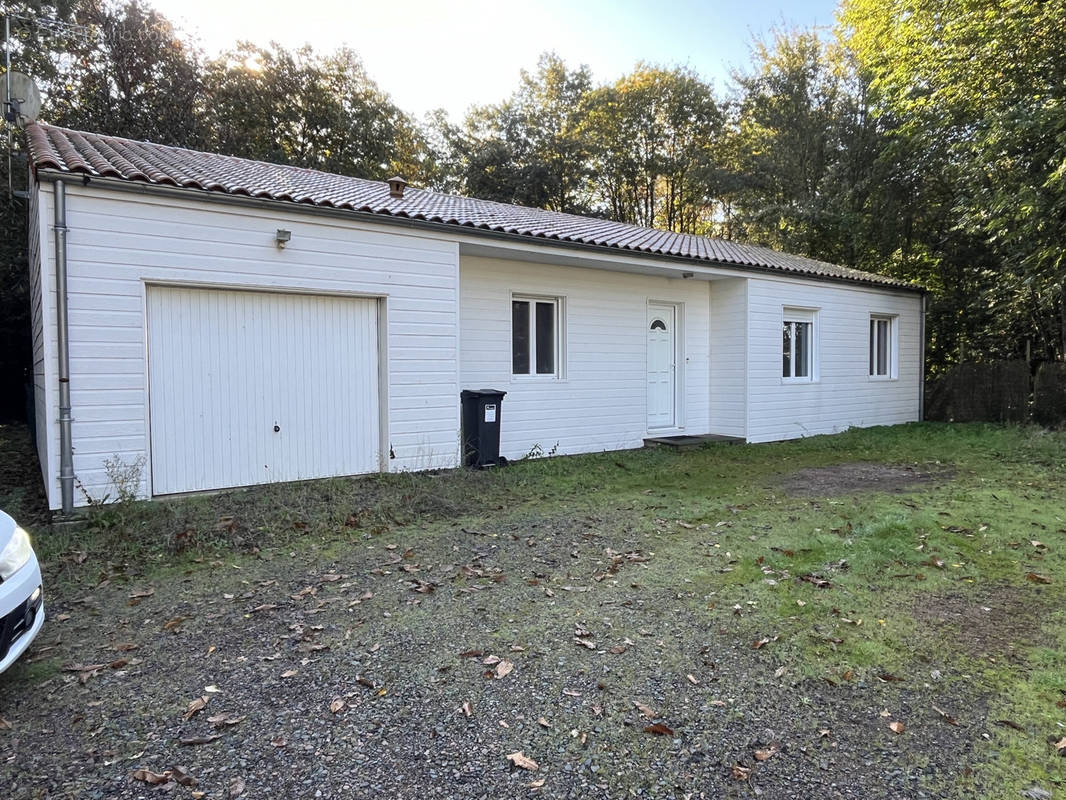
[{"left": 0, "top": 510, "right": 44, "bottom": 674}]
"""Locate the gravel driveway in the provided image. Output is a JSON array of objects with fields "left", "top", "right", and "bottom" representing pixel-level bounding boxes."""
[{"left": 3, "top": 503, "right": 986, "bottom": 799}]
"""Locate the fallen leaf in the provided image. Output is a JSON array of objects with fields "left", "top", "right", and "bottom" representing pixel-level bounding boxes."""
[
  {"left": 127, "top": 588, "right": 154, "bottom": 606},
  {"left": 754, "top": 744, "right": 778, "bottom": 761},
  {"left": 280, "top": 669, "right": 298, "bottom": 678},
  {"left": 634, "top": 701, "right": 656, "bottom": 718},
  {"left": 752, "top": 638, "right": 770, "bottom": 650},
  {"left": 643, "top": 723, "right": 674, "bottom": 736},
  {"left": 574, "top": 637, "right": 596, "bottom": 650},
  {"left": 495, "top": 660, "right": 514, "bottom": 679},
  {"left": 877, "top": 673, "right": 905, "bottom": 683},
  {"left": 931, "top": 705, "right": 959, "bottom": 726},
  {"left": 183, "top": 696, "right": 209, "bottom": 721},
  {"left": 774, "top": 665, "right": 787, "bottom": 679},
  {"left": 537, "top": 717, "right": 550, "bottom": 728},
  {"left": 163, "top": 616, "right": 187, "bottom": 632},
  {"left": 731, "top": 763, "right": 751, "bottom": 781},
  {"left": 1026, "top": 572, "right": 1052, "bottom": 585},
  {"left": 330, "top": 698, "right": 345, "bottom": 714},
  {"left": 207, "top": 713, "right": 245, "bottom": 728},
  {"left": 171, "top": 772, "right": 197, "bottom": 791},
  {"left": 271, "top": 737, "right": 287, "bottom": 747},
  {"left": 460, "top": 701, "right": 473, "bottom": 717},
  {"left": 1054, "top": 737, "right": 1066, "bottom": 752},
  {"left": 608, "top": 645, "right": 626, "bottom": 655},
  {"left": 686, "top": 674, "right": 699, "bottom": 685},
  {"left": 528, "top": 778, "right": 546, "bottom": 789},
  {"left": 131, "top": 768, "right": 170, "bottom": 785},
  {"left": 506, "top": 751, "right": 539, "bottom": 771},
  {"left": 229, "top": 776, "right": 246, "bottom": 797},
  {"left": 889, "top": 721, "right": 905, "bottom": 734}
]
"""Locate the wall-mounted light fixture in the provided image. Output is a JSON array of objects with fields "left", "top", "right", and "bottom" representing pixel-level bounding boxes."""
[
  {"left": 275, "top": 229, "right": 292, "bottom": 249},
  {"left": 681, "top": 271, "right": 694, "bottom": 279}
]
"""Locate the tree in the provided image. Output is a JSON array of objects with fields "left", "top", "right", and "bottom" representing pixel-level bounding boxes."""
[
  {"left": 582, "top": 64, "right": 721, "bottom": 232},
  {"left": 842, "top": 0, "right": 1066, "bottom": 362},
  {"left": 202, "top": 43, "right": 429, "bottom": 182},
  {"left": 448, "top": 53, "right": 593, "bottom": 212},
  {"left": 47, "top": 0, "right": 204, "bottom": 146}
]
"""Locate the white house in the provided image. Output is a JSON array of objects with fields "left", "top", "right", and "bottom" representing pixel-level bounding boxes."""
[{"left": 24, "top": 123, "right": 925, "bottom": 513}]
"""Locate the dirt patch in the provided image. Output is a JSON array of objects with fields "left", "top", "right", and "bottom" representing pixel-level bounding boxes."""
[
  {"left": 912, "top": 586, "right": 1056, "bottom": 660},
  {"left": 776, "top": 461, "right": 949, "bottom": 497}
]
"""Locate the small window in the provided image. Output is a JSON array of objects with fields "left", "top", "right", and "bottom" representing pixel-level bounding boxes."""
[
  {"left": 869, "top": 315, "right": 897, "bottom": 378},
  {"left": 782, "top": 308, "right": 816, "bottom": 382},
  {"left": 650, "top": 319, "right": 667, "bottom": 331},
  {"left": 512, "top": 296, "right": 560, "bottom": 377}
]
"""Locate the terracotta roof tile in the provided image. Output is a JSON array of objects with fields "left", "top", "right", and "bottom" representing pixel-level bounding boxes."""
[{"left": 25, "top": 122, "right": 918, "bottom": 290}]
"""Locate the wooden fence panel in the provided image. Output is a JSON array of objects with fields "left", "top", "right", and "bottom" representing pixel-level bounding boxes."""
[{"left": 1033, "top": 362, "right": 1066, "bottom": 428}]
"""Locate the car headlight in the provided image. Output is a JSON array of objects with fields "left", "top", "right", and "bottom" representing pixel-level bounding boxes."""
[{"left": 0, "top": 525, "right": 33, "bottom": 580}]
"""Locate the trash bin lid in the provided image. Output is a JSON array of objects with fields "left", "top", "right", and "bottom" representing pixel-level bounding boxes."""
[{"left": 461, "top": 389, "right": 508, "bottom": 398}]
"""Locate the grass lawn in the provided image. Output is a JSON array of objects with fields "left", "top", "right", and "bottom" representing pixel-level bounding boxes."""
[{"left": 1, "top": 421, "right": 1064, "bottom": 798}]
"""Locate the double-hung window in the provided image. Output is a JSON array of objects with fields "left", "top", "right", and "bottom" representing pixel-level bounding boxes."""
[
  {"left": 869, "top": 315, "right": 897, "bottom": 379},
  {"left": 512, "top": 296, "right": 561, "bottom": 377},
  {"left": 782, "top": 308, "right": 816, "bottom": 382}
]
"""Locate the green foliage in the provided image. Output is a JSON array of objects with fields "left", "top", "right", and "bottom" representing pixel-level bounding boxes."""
[
  {"left": 435, "top": 52, "right": 594, "bottom": 211},
  {"left": 202, "top": 43, "right": 429, "bottom": 182},
  {"left": 1, "top": 0, "right": 1063, "bottom": 416},
  {"left": 842, "top": 0, "right": 1066, "bottom": 362}
]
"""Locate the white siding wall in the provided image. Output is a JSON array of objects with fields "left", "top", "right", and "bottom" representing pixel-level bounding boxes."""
[
  {"left": 460, "top": 256, "right": 711, "bottom": 460},
  {"left": 745, "top": 276, "right": 921, "bottom": 443},
  {"left": 709, "top": 277, "right": 748, "bottom": 437},
  {"left": 27, "top": 174, "right": 51, "bottom": 488},
  {"left": 36, "top": 184, "right": 460, "bottom": 509}
]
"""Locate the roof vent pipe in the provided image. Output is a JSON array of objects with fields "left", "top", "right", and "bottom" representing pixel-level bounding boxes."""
[{"left": 386, "top": 176, "right": 407, "bottom": 199}]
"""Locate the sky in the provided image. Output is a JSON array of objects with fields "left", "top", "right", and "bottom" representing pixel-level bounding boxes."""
[{"left": 149, "top": 0, "right": 840, "bottom": 120}]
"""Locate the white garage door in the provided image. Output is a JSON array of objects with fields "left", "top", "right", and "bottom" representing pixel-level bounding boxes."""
[{"left": 147, "top": 286, "right": 380, "bottom": 495}]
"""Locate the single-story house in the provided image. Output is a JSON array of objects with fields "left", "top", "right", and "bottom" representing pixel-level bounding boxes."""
[{"left": 24, "top": 123, "right": 925, "bottom": 513}]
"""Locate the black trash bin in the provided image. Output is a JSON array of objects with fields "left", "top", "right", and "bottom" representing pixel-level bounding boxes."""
[{"left": 460, "top": 389, "right": 507, "bottom": 468}]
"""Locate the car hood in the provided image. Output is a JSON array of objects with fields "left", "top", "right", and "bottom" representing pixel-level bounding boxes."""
[{"left": 0, "top": 509, "right": 17, "bottom": 552}]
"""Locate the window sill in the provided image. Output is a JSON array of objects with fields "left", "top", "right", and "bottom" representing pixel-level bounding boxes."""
[
  {"left": 781, "top": 377, "right": 817, "bottom": 385},
  {"left": 868, "top": 375, "right": 899, "bottom": 382},
  {"left": 511, "top": 375, "right": 566, "bottom": 383}
]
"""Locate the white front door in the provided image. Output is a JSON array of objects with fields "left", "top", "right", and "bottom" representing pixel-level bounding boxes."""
[{"left": 647, "top": 303, "right": 676, "bottom": 429}]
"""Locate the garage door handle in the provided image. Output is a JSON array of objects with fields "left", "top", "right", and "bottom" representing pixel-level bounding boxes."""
[{"left": 274, "top": 424, "right": 280, "bottom": 433}]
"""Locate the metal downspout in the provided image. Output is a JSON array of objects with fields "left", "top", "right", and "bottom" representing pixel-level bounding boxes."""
[{"left": 54, "top": 180, "right": 74, "bottom": 514}]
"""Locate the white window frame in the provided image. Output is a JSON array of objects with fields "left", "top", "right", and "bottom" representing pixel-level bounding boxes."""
[
  {"left": 782, "top": 307, "right": 818, "bottom": 384},
  {"left": 511, "top": 294, "right": 565, "bottom": 379},
  {"left": 869, "top": 314, "right": 898, "bottom": 380}
]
